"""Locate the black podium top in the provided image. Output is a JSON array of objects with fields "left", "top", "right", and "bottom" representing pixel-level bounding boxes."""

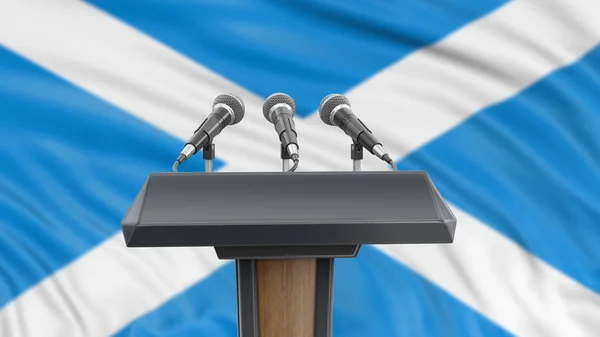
[{"left": 121, "top": 171, "right": 456, "bottom": 251}]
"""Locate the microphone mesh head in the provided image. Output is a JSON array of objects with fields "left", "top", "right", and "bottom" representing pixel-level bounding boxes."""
[
  {"left": 213, "top": 93, "right": 245, "bottom": 125},
  {"left": 262, "top": 93, "right": 296, "bottom": 122},
  {"left": 319, "top": 94, "right": 350, "bottom": 125}
]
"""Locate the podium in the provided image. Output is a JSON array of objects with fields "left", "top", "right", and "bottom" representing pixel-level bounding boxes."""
[{"left": 121, "top": 171, "right": 456, "bottom": 337}]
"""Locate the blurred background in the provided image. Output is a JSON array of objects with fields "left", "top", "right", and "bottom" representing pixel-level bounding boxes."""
[{"left": 1, "top": 0, "right": 600, "bottom": 336}]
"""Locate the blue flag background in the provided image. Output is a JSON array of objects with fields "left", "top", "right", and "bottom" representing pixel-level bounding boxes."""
[{"left": 1, "top": 1, "right": 600, "bottom": 336}]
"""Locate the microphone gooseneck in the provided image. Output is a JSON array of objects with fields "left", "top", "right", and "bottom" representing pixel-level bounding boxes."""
[
  {"left": 263, "top": 93, "right": 300, "bottom": 171},
  {"left": 173, "top": 93, "right": 245, "bottom": 172},
  {"left": 319, "top": 94, "right": 396, "bottom": 170}
]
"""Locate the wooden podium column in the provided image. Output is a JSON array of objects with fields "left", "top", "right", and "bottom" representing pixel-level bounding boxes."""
[
  {"left": 257, "top": 259, "right": 316, "bottom": 337},
  {"left": 236, "top": 257, "right": 334, "bottom": 337}
]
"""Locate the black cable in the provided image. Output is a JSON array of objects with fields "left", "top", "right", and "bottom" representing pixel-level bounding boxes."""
[
  {"left": 288, "top": 153, "right": 299, "bottom": 172},
  {"left": 172, "top": 154, "right": 186, "bottom": 173},
  {"left": 382, "top": 154, "right": 398, "bottom": 171},
  {"left": 289, "top": 159, "right": 299, "bottom": 172}
]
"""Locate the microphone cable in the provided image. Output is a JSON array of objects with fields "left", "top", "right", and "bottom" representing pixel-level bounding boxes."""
[
  {"left": 382, "top": 154, "right": 398, "bottom": 171},
  {"left": 172, "top": 154, "right": 185, "bottom": 172},
  {"left": 288, "top": 154, "right": 300, "bottom": 172}
]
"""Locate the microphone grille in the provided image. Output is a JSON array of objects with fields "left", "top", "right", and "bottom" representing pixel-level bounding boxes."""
[
  {"left": 319, "top": 94, "right": 350, "bottom": 125},
  {"left": 262, "top": 93, "right": 296, "bottom": 122},
  {"left": 214, "top": 93, "right": 245, "bottom": 125}
]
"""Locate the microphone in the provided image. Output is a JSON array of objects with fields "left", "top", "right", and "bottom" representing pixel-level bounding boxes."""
[
  {"left": 173, "top": 93, "right": 245, "bottom": 171},
  {"left": 262, "top": 93, "right": 300, "bottom": 171},
  {"left": 318, "top": 94, "right": 396, "bottom": 169}
]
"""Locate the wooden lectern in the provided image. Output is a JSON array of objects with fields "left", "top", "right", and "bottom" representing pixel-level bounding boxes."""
[{"left": 121, "top": 171, "right": 456, "bottom": 337}]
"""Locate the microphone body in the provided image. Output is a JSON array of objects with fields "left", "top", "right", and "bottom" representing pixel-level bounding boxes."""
[
  {"left": 319, "top": 94, "right": 392, "bottom": 164},
  {"left": 330, "top": 106, "right": 382, "bottom": 155},
  {"left": 175, "top": 94, "right": 245, "bottom": 167},
  {"left": 263, "top": 93, "right": 299, "bottom": 161},
  {"left": 181, "top": 104, "right": 235, "bottom": 159},
  {"left": 270, "top": 104, "right": 299, "bottom": 159}
]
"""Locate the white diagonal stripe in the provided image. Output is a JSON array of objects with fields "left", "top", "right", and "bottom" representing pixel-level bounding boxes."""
[
  {"left": 377, "top": 206, "right": 600, "bottom": 337},
  {"left": 309, "top": 0, "right": 600, "bottom": 167},
  {"left": 1, "top": 0, "right": 600, "bottom": 336},
  {"left": 0, "top": 0, "right": 281, "bottom": 173},
  {"left": 0, "top": 235, "right": 226, "bottom": 337}
]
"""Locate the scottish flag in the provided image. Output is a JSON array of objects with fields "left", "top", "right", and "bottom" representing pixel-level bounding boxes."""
[{"left": 1, "top": 0, "right": 600, "bottom": 336}]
